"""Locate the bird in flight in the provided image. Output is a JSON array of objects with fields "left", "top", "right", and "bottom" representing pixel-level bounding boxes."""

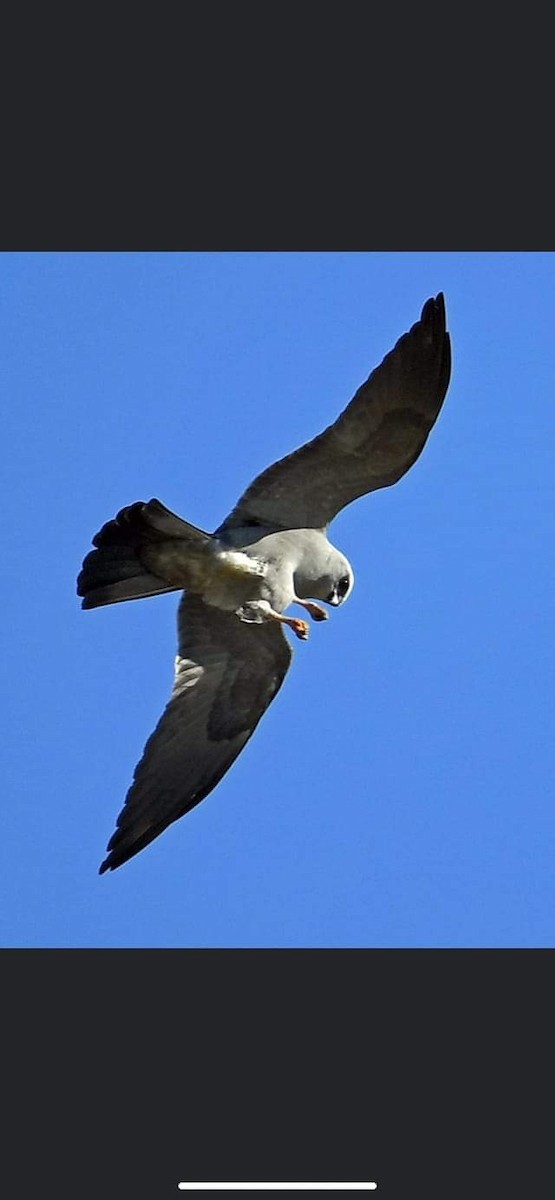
[{"left": 78, "top": 293, "right": 451, "bottom": 873}]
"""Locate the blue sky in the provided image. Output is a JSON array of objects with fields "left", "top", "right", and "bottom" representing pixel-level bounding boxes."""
[{"left": 1, "top": 251, "right": 553, "bottom": 947}]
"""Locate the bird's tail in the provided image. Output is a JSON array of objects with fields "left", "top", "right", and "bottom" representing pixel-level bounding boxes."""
[{"left": 77, "top": 498, "right": 211, "bottom": 610}]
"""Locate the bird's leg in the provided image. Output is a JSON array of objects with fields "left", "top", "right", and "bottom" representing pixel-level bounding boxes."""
[
  {"left": 295, "top": 599, "right": 329, "bottom": 622},
  {"left": 268, "top": 610, "right": 311, "bottom": 641},
  {"left": 237, "top": 601, "right": 310, "bottom": 641}
]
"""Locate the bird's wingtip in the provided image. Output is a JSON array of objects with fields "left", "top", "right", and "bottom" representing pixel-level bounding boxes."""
[{"left": 419, "top": 291, "right": 448, "bottom": 334}]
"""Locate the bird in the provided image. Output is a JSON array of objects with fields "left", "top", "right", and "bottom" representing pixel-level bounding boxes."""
[{"left": 78, "top": 293, "right": 451, "bottom": 874}]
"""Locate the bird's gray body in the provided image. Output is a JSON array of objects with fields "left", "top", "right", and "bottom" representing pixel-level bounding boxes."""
[
  {"left": 77, "top": 293, "right": 451, "bottom": 873},
  {"left": 200, "top": 525, "right": 353, "bottom": 616}
]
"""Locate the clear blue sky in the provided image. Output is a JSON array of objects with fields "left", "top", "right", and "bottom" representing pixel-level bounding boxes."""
[{"left": 2, "top": 251, "right": 553, "bottom": 947}]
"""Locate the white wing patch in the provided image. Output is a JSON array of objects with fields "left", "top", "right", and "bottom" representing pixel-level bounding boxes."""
[
  {"left": 172, "top": 655, "right": 205, "bottom": 698},
  {"left": 215, "top": 549, "right": 266, "bottom": 578}
]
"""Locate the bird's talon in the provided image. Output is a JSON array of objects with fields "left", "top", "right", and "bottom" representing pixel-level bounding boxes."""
[
  {"left": 292, "top": 619, "right": 310, "bottom": 640},
  {"left": 298, "top": 600, "right": 329, "bottom": 622}
]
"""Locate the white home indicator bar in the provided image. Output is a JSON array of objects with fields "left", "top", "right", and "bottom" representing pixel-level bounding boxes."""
[{"left": 177, "top": 1185, "right": 377, "bottom": 1192}]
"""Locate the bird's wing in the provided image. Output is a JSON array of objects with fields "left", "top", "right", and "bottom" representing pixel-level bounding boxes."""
[
  {"left": 218, "top": 293, "right": 451, "bottom": 533},
  {"left": 99, "top": 594, "right": 292, "bottom": 873}
]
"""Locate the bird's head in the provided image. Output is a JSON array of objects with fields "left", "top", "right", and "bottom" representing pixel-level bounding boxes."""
[
  {"left": 324, "top": 551, "right": 354, "bottom": 606},
  {"left": 295, "top": 545, "right": 354, "bottom": 608},
  {"left": 326, "top": 562, "right": 354, "bottom": 606}
]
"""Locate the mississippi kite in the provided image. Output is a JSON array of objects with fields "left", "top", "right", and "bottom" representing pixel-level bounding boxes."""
[{"left": 78, "top": 293, "right": 451, "bottom": 873}]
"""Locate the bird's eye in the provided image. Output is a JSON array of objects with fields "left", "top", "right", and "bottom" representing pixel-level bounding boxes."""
[{"left": 338, "top": 575, "right": 350, "bottom": 597}]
